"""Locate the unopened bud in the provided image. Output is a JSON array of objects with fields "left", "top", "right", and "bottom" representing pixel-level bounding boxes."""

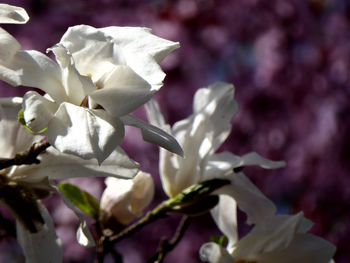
[{"left": 100, "top": 172, "right": 154, "bottom": 233}]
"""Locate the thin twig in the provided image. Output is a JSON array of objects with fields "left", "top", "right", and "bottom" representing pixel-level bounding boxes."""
[
  {"left": 148, "top": 216, "right": 190, "bottom": 263},
  {"left": 0, "top": 141, "right": 50, "bottom": 170},
  {"left": 107, "top": 202, "right": 168, "bottom": 244}
]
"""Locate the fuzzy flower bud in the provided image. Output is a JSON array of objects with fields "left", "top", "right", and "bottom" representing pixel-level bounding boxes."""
[{"left": 100, "top": 172, "right": 154, "bottom": 233}]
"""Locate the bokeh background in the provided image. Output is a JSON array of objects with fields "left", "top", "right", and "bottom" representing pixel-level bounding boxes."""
[{"left": 0, "top": 0, "right": 349, "bottom": 262}]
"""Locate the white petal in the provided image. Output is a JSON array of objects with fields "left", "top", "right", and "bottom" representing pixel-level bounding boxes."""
[
  {"left": 59, "top": 25, "right": 121, "bottom": 80},
  {"left": 204, "top": 152, "right": 285, "bottom": 181},
  {"left": 16, "top": 203, "right": 63, "bottom": 263},
  {"left": 232, "top": 213, "right": 336, "bottom": 263},
  {"left": 233, "top": 212, "right": 314, "bottom": 258},
  {"left": 12, "top": 146, "right": 138, "bottom": 183},
  {"left": 190, "top": 82, "right": 238, "bottom": 153},
  {"left": 23, "top": 91, "right": 58, "bottom": 133},
  {"left": 49, "top": 44, "right": 96, "bottom": 104},
  {"left": 0, "top": 27, "right": 21, "bottom": 61},
  {"left": 145, "top": 99, "right": 168, "bottom": 129},
  {"left": 255, "top": 233, "right": 336, "bottom": 263},
  {"left": 199, "top": 242, "right": 233, "bottom": 263},
  {"left": 210, "top": 195, "right": 238, "bottom": 252},
  {"left": 121, "top": 115, "right": 183, "bottom": 156},
  {"left": 100, "top": 177, "right": 135, "bottom": 225},
  {"left": 0, "top": 102, "right": 40, "bottom": 158},
  {"left": 215, "top": 173, "right": 276, "bottom": 226},
  {"left": 90, "top": 65, "right": 153, "bottom": 117},
  {"left": 60, "top": 25, "right": 179, "bottom": 91},
  {"left": 0, "top": 50, "right": 66, "bottom": 102},
  {"left": 101, "top": 26, "right": 179, "bottom": 90},
  {"left": 0, "top": 4, "right": 29, "bottom": 24},
  {"left": 129, "top": 172, "right": 155, "bottom": 216},
  {"left": 46, "top": 103, "right": 124, "bottom": 164}
]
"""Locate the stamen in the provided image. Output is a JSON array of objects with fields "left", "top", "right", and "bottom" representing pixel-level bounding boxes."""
[{"left": 80, "top": 96, "right": 89, "bottom": 107}]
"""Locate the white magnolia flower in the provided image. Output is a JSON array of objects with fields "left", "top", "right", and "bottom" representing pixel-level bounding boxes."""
[
  {"left": 200, "top": 212, "right": 336, "bottom": 263},
  {"left": 0, "top": 100, "right": 139, "bottom": 261},
  {"left": 0, "top": 19, "right": 182, "bottom": 163},
  {"left": 146, "top": 82, "right": 285, "bottom": 227},
  {"left": 100, "top": 171, "right": 154, "bottom": 228}
]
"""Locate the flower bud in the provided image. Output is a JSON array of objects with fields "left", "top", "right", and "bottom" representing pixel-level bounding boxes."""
[{"left": 100, "top": 172, "right": 154, "bottom": 233}]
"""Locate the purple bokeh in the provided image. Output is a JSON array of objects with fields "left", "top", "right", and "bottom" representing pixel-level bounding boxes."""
[{"left": 0, "top": 0, "right": 348, "bottom": 262}]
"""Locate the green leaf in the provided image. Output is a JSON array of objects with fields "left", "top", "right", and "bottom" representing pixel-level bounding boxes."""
[{"left": 58, "top": 182, "right": 100, "bottom": 219}]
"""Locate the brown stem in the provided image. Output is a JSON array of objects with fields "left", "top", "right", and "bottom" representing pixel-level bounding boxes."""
[
  {"left": 148, "top": 216, "right": 190, "bottom": 263},
  {"left": 0, "top": 140, "right": 50, "bottom": 171}
]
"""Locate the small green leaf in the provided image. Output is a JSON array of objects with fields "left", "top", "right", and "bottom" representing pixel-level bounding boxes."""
[{"left": 58, "top": 182, "right": 100, "bottom": 219}]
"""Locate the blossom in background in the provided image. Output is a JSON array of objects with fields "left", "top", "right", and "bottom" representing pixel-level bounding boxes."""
[
  {"left": 147, "top": 82, "right": 285, "bottom": 229},
  {"left": 0, "top": 5, "right": 182, "bottom": 163},
  {"left": 100, "top": 171, "right": 154, "bottom": 233},
  {"left": 200, "top": 212, "right": 336, "bottom": 263},
  {"left": 0, "top": 99, "right": 140, "bottom": 262}
]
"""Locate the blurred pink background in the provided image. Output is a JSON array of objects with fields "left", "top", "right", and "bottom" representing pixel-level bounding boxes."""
[{"left": 0, "top": 0, "right": 349, "bottom": 262}]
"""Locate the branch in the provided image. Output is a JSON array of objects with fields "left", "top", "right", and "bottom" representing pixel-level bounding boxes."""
[
  {"left": 148, "top": 216, "right": 190, "bottom": 263},
  {"left": 0, "top": 140, "right": 50, "bottom": 170},
  {"left": 108, "top": 202, "right": 168, "bottom": 244}
]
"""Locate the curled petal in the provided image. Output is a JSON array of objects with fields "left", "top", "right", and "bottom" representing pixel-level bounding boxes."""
[
  {"left": 46, "top": 103, "right": 124, "bottom": 164},
  {"left": 90, "top": 65, "right": 153, "bottom": 117},
  {"left": 210, "top": 195, "right": 238, "bottom": 252},
  {"left": 0, "top": 50, "right": 66, "bottom": 102},
  {"left": 204, "top": 152, "right": 285, "bottom": 180},
  {"left": 0, "top": 4, "right": 29, "bottom": 24},
  {"left": 215, "top": 173, "right": 276, "bottom": 226},
  {"left": 121, "top": 115, "right": 183, "bottom": 156},
  {"left": 239, "top": 152, "right": 286, "bottom": 169},
  {"left": 16, "top": 203, "right": 63, "bottom": 263},
  {"left": 60, "top": 25, "right": 179, "bottom": 91},
  {"left": 48, "top": 44, "right": 96, "bottom": 105},
  {"left": 23, "top": 91, "right": 58, "bottom": 133}
]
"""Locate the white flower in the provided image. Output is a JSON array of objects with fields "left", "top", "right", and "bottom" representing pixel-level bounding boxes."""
[
  {"left": 199, "top": 212, "right": 336, "bottom": 263},
  {"left": 100, "top": 171, "right": 154, "bottom": 228},
  {"left": 0, "top": 100, "right": 139, "bottom": 261},
  {"left": 146, "top": 82, "right": 285, "bottom": 226},
  {"left": 0, "top": 21, "right": 182, "bottom": 163},
  {"left": 16, "top": 203, "right": 63, "bottom": 263}
]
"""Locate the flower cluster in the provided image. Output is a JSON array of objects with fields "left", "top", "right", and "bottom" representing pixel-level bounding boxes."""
[{"left": 0, "top": 3, "right": 336, "bottom": 263}]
